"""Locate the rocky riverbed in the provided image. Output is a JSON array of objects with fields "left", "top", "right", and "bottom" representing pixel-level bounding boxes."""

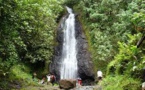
[
  {"left": 22, "top": 85, "right": 102, "bottom": 90},
  {"left": 75, "top": 85, "right": 102, "bottom": 90}
]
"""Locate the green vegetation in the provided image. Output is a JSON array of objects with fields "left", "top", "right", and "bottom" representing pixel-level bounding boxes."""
[
  {"left": 0, "top": 0, "right": 63, "bottom": 89},
  {"left": 107, "top": 34, "right": 144, "bottom": 76},
  {"left": 71, "top": 0, "right": 144, "bottom": 72},
  {"left": 0, "top": 0, "right": 145, "bottom": 89},
  {"left": 64, "top": 0, "right": 145, "bottom": 89},
  {"left": 100, "top": 75, "right": 140, "bottom": 90}
]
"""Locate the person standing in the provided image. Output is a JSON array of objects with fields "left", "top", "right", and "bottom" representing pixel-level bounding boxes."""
[
  {"left": 142, "top": 82, "right": 145, "bottom": 90},
  {"left": 46, "top": 74, "right": 51, "bottom": 85},
  {"left": 32, "top": 72, "right": 38, "bottom": 82},
  {"left": 50, "top": 74, "right": 56, "bottom": 86},
  {"left": 77, "top": 77, "right": 82, "bottom": 86},
  {"left": 39, "top": 76, "right": 46, "bottom": 84},
  {"left": 97, "top": 70, "right": 103, "bottom": 81}
]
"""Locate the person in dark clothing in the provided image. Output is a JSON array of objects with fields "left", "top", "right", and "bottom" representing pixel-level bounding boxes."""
[{"left": 50, "top": 74, "right": 56, "bottom": 86}]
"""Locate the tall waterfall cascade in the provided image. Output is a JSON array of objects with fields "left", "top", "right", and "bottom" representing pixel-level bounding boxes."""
[{"left": 60, "top": 7, "right": 78, "bottom": 79}]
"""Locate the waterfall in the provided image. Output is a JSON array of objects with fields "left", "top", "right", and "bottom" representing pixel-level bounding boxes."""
[{"left": 60, "top": 7, "right": 78, "bottom": 79}]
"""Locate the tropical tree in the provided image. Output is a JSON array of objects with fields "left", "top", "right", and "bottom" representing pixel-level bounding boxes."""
[{"left": 0, "top": 0, "right": 63, "bottom": 78}]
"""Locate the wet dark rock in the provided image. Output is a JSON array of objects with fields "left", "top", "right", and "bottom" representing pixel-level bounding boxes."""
[
  {"left": 81, "top": 33, "right": 86, "bottom": 39},
  {"left": 76, "top": 17, "right": 95, "bottom": 85},
  {"left": 76, "top": 23, "right": 95, "bottom": 85},
  {"left": 50, "top": 12, "right": 95, "bottom": 84}
]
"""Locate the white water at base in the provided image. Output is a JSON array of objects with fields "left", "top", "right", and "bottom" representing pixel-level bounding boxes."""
[{"left": 60, "top": 7, "right": 78, "bottom": 79}]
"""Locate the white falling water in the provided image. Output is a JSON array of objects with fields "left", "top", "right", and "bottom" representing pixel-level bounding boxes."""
[{"left": 60, "top": 7, "right": 78, "bottom": 79}]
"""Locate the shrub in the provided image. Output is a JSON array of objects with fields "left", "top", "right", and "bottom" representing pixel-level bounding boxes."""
[{"left": 100, "top": 75, "right": 140, "bottom": 90}]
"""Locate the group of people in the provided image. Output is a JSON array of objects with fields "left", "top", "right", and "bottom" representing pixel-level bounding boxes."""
[
  {"left": 77, "top": 70, "right": 103, "bottom": 86},
  {"left": 32, "top": 70, "right": 103, "bottom": 86},
  {"left": 46, "top": 74, "right": 56, "bottom": 85},
  {"left": 32, "top": 72, "right": 56, "bottom": 86},
  {"left": 76, "top": 70, "right": 103, "bottom": 86}
]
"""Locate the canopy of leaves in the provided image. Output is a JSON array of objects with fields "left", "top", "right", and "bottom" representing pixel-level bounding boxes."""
[
  {"left": 64, "top": 0, "right": 145, "bottom": 72},
  {"left": 0, "top": 0, "right": 63, "bottom": 78}
]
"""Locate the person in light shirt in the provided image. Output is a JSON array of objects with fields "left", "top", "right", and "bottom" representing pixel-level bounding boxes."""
[
  {"left": 97, "top": 70, "right": 103, "bottom": 81},
  {"left": 142, "top": 82, "right": 145, "bottom": 90},
  {"left": 46, "top": 74, "right": 51, "bottom": 85}
]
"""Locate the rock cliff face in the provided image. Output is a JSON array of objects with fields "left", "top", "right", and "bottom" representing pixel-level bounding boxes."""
[{"left": 49, "top": 14, "right": 95, "bottom": 85}]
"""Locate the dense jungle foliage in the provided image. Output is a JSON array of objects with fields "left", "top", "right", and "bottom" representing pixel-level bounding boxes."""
[
  {"left": 0, "top": 0, "right": 63, "bottom": 89},
  {"left": 0, "top": 0, "right": 145, "bottom": 89},
  {"left": 68, "top": 0, "right": 145, "bottom": 89}
]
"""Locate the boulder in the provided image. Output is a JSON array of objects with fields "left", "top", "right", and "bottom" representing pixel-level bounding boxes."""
[{"left": 59, "top": 79, "right": 76, "bottom": 89}]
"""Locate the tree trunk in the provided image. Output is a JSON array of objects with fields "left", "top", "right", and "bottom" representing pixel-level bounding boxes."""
[{"left": 137, "top": 33, "right": 145, "bottom": 48}]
